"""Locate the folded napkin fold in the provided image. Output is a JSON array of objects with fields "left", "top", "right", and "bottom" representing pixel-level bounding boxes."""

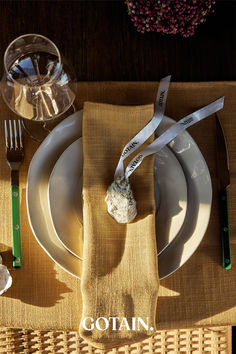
[{"left": 79, "top": 102, "right": 159, "bottom": 350}]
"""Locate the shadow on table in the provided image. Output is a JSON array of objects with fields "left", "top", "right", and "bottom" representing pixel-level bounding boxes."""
[
  {"left": 1, "top": 242, "right": 73, "bottom": 307},
  {"left": 1, "top": 189, "right": 74, "bottom": 307},
  {"left": 156, "top": 236, "right": 235, "bottom": 327},
  {"left": 156, "top": 264, "right": 235, "bottom": 328},
  {"left": 155, "top": 206, "right": 236, "bottom": 327}
]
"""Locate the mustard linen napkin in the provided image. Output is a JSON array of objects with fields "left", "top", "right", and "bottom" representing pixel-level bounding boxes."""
[{"left": 79, "top": 102, "right": 159, "bottom": 350}]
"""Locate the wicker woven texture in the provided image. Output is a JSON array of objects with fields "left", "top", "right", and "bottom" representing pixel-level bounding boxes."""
[{"left": 0, "top": 326, "right": 231, "bottom": 354}]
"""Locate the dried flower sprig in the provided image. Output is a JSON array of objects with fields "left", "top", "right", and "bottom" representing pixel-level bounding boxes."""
[{"left": 125, "top": 0, "right": 216, "bottom": 37}]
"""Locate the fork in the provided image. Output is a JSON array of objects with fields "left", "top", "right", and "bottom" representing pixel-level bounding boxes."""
[{"left": 4, "top": 120, "right": 24, "bottom": 268}]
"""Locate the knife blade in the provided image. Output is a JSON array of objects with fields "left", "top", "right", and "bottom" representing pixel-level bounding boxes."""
[{"left": 215, "top": 114, "right": 231, "bottom": 270}]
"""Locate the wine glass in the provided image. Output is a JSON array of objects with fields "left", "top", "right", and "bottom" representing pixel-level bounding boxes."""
[{"left": 1, "top": 34, "right": 77, "bottom": 141}]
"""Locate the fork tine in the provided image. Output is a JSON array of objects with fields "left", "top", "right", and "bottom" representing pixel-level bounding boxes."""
[
  {"left": 4, "top": 120, "right": 9, "bottom": 149},
  {"left": 9, "top": 120, "right": 14, "bottom": 150},
  {"left": 18, "top": 120, "right": 23, "bottom": 149},
  {"left": 13, "top": 120, "right": 18, "bottom": 149}
]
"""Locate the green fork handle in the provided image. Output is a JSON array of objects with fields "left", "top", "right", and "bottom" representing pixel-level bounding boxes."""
[{"left": 11, "top": 185, "right": 22, "bottom": 267}]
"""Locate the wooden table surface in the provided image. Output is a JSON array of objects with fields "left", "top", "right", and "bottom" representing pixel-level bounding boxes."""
[{"left": 0, "top": 1, "right": 235, "bottom": 82}]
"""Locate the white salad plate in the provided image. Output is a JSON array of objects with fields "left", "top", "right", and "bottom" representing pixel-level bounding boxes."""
[
  {"left": 49, "top": 139, "right": 84, "bottom": 259},
  {"left": 48, "top": 138, "right": 187, "bottom": 259},
  {"left": 27, "top": 110, "right": 212, "bottom": 279}
]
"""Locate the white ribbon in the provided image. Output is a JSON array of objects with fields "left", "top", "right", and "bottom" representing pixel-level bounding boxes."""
[
  {"left": 125, "top": 96, "right": 224, "bottom": 178},
  {"left": 114, "top": 75, "right": 171, "bottom": 178}
]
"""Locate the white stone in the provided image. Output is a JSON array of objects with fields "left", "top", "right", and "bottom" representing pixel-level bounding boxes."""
[
  {"left": 0, "top": 265, "right": 12, "bottom": 295},
  {"left": 105, "top": 175, "right": 137, "bottom": 223}
]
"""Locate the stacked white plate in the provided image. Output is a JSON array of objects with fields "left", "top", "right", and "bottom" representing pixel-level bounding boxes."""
[{"left": 27, "top": 111, "right": 212, "bottom": 279}]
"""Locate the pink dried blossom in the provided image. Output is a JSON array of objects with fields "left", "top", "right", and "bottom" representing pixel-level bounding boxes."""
[{"left": 125, "top": 0, "right": 216, "bottom": 37}]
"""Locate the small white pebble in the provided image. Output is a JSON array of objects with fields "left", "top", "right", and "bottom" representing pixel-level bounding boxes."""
[
  {"left": 105, "top": 175, "right": 137, "bottom": 223},
  {"left": 0, "top": 265, "right": 12, "bottom": 295}
]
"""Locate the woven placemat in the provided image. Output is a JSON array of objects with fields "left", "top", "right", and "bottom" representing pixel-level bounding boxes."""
[
  {"left": 0, "top": 326, "right": 231, "bottom": 353},
  {"left": 0, "top": 83, "right": 236, "bottom": 331}
]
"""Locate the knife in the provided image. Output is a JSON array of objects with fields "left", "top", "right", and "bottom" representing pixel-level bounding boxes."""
[{"left": 215, "top": 114, "right": 231, "bottom": 270}]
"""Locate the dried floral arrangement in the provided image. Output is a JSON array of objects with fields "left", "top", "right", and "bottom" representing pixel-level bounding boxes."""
[{"left": 125, "top": 0, "right": 216, "bottom": 37}]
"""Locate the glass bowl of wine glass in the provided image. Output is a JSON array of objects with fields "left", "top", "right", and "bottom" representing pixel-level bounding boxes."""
[{"left": 1, "top": 33, "right": 77, "bottom": 140}]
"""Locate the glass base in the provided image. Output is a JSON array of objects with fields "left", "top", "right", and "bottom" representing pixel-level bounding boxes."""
[{"left": 22, "top": 104, "right": 77, "bottom": 142}]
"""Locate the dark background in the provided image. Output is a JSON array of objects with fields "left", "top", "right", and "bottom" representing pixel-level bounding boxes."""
[
  {"left": 0, "top": 0, "right": 235, "bottom": 348},
  {"left": 0, "top": 0, "right": 235, "bottom": 81}
]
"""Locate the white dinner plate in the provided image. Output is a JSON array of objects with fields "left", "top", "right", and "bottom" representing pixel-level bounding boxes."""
[
  {"left": 27, "top": 110, "right": 212, "bottom": 279},
  {"left": 48, "top": 138, "right": 187, "bottom": 258}
]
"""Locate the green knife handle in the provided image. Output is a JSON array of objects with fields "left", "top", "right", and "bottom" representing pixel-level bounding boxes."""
[
  {"left": 11, "top": 185, "right": 22, "bottom": 268},
  {"left": 219, "top": 189, "right": 231, "bottom": 270}
]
